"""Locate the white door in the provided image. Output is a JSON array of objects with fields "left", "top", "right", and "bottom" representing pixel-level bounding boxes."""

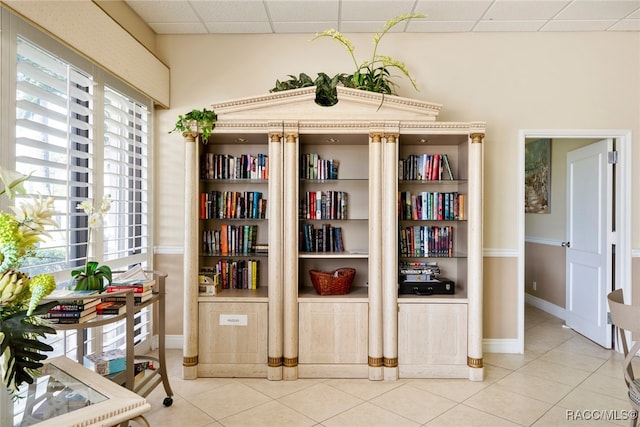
[{"left": 565, "top": 139, "right": 613, "bottom": 348}]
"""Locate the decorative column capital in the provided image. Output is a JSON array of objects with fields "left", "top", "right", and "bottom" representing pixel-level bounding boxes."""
[
  {"left": 470, "top": 133, "right": 485, "bottom": 144},
  {"left": 183, "top": 131, "right": 199, "bottom": 143},
  {"left": 385, "top": 133, "right": 399, "bottom": 143}
]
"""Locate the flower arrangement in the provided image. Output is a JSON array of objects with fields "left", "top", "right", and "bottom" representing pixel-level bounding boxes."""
[
  {"left": 271, "top": 13, "right": 426, "bottom": 106},
  {"left": 71, "top": 196, "right": 112, "bottom": 292},
  {"left": 0, "top": 167, "right": 59, "bottom": 396}
]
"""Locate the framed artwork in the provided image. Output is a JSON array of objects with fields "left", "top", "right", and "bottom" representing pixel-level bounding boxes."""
[{"left": 524, "top": 138, "right": 551, "bottom": 213}]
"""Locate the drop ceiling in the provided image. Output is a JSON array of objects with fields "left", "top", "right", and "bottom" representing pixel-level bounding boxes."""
[{"left": 123, "top": 0, "right": 640, "bottom": 34}]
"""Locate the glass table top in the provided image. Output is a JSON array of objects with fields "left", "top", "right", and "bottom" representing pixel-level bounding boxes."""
[{"left": 9, "top": 363, "right": 108, "bottom": 427}]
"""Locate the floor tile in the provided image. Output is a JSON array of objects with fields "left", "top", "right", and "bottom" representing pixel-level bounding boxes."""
[
  {"left": 369, "top": 384, "right": 457, "bottom": 424},
  {"left": 425, "top": 404, "right": 521, "bottom": 426},
  {"left": 278, "top": 382, "right": 364, "bottom": 422},
  {"left": 464, "top": 386, "right": 553, "bottom": 425},
  {"left": 323, "top": 401, "right": 420, "bottom": 427},
  {"left": 219, "top": 400, "right": 317, "bottom": 427}
]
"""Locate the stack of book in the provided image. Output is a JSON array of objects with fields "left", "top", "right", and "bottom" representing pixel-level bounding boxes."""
[
  {"left": 101, "top": 265, "right": 155, "bottom": 305},
  {"left": 102, "top": 280, "right": 155, "bottom": 305},
  {"left": 45, "top": 290, "right": 100, "bottom": 324}
]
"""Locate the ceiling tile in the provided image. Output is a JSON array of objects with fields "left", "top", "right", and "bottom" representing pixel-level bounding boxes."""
[
  {"left": 609, "top": 18, "right": 640, "bottom": 30},
  {"left": 541, "top": 19, "right": 619, "bottom": 31},
  {"left": 414, "top": 1, "right": 493, "bottom": 21},
  {"left": 556, "top": 1, "right": 640, "bottom": 20},
  {"left": 340, "top": 0, "right": 416, "bottom": 21},
  {"left": 341, "top": 21, "right": 407, "bottom": 32},
  {"left": 405, "top": 20, "right": 477, "bottom": 32},
  {"left": 126, "top": 0, "right": 200, "bottom": 23},
  {"left": 204, "top": 21, "right": 274, "bottom": 33},
  {"left": 266, "top": 0, "right": 339, "bottom": 22},
  {"left": 484, "top": 0, "right": 570, "bottom": 20},
  {"left": 190, "top": 0, "right": 269, "bottom": 22},
  {"left": 149, "top": 22, "right": 208, "bottom": 34},
  {"left": 474, "top": 20, "right": 547, "bottom": 31},
  {"left": 272, "top": 21, "right": 337, "bottom": 33}
]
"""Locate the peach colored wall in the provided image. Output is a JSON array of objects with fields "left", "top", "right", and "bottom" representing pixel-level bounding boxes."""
[
  {"left": 484, "top": 257, "right": 519, "bottom": 339},
  {"left": 524, "top": 243, "right": 566, "bottom": 308}
]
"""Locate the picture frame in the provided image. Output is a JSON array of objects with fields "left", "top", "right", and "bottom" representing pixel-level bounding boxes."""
[{"left": 524, "top": 138, "right": 551, "bottom": 214}]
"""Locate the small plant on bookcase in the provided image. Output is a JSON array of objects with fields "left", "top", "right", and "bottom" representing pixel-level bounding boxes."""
[{"left": 169, "top": 108, "right": 217, "bottom": 143}]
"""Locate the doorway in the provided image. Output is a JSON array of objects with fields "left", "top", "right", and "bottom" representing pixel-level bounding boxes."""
[{"left": 517, "top": 130, "right": 631, "bottom": 353}]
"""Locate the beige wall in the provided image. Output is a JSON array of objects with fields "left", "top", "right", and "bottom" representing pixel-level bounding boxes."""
[
  {"left": 154, "top": 31, "right": 640, "bottom": 340},
  {"left": 525, "top": 242, "right": 566, "bottom": 307}
]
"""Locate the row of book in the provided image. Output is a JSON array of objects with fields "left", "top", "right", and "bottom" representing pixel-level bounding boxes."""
[
  {"left": 199, "top": 190, "right": 267, "bottom": 219},
  {"left": 200, "top": 153, "right": 269, "bottom": 180},
  {"left": 300, "top": 191, "right": 348, "bottom": 220},
  {"left": 45, "top": 279, "right": 155, "bottom": 323},
  {"left": 299, "top": 223, "right": 345, "bottom": 253},
  {"left": 399, "top": 261, "right": 441, "bottom": 279},
  {"left": 399, "top": 191, "right": 465, "bottom": 221},
  {"left": 399, "top": 153, "right": 454, "bottom": 181},
  {"left": 202, "top": 224, "right": 258, "bottom": 255},
  {"left": 399, "top": 225, "right": 454, "bottom": 258},
  {"left": 200, "top": 259, "right": 260, "bottom": 290},
  {"left": 300, "top": 153, "right": 340, "bottom": 180}
]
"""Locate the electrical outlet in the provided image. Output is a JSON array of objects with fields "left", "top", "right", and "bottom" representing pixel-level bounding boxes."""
[{"left": 533, "top": 281, "right": 537, "bottom": 291}]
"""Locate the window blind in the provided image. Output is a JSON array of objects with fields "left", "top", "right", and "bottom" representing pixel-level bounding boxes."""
[{"left": 15, "top": 36, "right": 95, "bottom": 274}]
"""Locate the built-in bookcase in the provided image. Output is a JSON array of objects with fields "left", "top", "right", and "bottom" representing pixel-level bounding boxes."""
[{"left": 182, "top": 87, "right": 484, "bottom": 382}]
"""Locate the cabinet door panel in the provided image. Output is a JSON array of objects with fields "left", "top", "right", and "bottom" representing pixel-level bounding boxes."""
[
  {"left": 398, "top": 303, "right": 467, "bottom": 365},
  {"left": 199, "top": 302, "right": 267, "bottom": 364},
  {"left": 299, "top": 302, "right": 368, "bottom": 364}
]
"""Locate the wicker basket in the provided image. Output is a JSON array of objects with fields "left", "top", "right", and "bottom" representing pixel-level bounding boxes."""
[{"left": 309, "top": 268, "right": 356, "bottom": 295}]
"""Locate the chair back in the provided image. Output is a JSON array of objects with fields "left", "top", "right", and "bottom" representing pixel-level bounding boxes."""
[
  {"left": 607, "top": 288, "right": 640, "bottom": 389},
  {"left": 608, "top": 289, "right": 640, "bottom": 336}
]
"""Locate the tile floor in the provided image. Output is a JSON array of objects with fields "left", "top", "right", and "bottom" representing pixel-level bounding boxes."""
[{"left": 142, "top": 305, "right": 634, "bottom": 426}]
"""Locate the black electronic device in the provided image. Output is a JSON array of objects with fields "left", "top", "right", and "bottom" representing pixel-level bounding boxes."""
[{"left": 398, "top": 278, "right": 455, "bottom": 295}]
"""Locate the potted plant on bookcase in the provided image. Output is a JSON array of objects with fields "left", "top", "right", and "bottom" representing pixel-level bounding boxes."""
[
  {"left": 270, "top": 13, "right": 426, "bottom": 107},
  {"left": 169, "top": 108, "right": 217, "bottom": 143}
]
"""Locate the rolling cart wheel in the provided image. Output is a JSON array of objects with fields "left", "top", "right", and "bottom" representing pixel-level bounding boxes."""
[{"left": 163, "top": 396, "right": 173, "bottom": 407}]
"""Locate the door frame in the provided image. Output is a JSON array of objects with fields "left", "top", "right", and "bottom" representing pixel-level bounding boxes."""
[{"left": 517, "top": 129, "right": 632, "bottom": 353}]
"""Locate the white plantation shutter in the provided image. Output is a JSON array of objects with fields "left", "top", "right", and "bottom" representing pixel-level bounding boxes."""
[
  {"left": 103, "top": 87, "right": 149, "bottom": 265},
  {"left": 15, "top": 36, "right": 95, "bottom": 273}
]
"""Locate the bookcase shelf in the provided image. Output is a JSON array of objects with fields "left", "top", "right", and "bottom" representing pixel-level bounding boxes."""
[{"left": 182, "top": 87, "right": 484, "bottom": 383}]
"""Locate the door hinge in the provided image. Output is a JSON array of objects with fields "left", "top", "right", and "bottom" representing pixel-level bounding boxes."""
[
  {"left": 607, "top": 312, "right": 612, "bottom": 325},
  {"left": 608, "top": 151, "right": 618, "bottom": 164}
]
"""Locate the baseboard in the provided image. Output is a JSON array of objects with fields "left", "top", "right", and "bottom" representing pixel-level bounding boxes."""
[
  {"left": 165, "top": 335, "right": 184, "bottom": 349},
  {"left": 525, "top": 293, "right": 566, "bottom": 320},
  {"left": 483, "top": 338, "right": 522, "bottom": 354}
]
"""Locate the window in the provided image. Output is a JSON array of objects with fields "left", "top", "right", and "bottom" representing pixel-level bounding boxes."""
[{"left": 4, "top": 9, "right": 154, "bottom": 359}]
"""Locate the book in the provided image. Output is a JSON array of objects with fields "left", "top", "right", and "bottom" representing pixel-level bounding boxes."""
[
  {"left": 47, "top": 306, "right": 97, "bottom": 318},
  {"left": 47, "top": 289, "right": 99, "bottom": 302},
  {"left": 105, "top": 280, "right": 155, "bottom": 293},
  {"left": 47, "top": 311, "right": 97, "bottom": 324},
  {"left": 101, "top": 289, "right": 153, "bottom": 305},
  {"left": 50, "top": 297, "right": 101, "bottom": 312},
  {"left": 96, "top": 301, "right": 126, "bottom": 315}
]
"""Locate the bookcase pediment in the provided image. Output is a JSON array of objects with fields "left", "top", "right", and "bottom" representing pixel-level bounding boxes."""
[{"left": 211, "top": 87, "right": 443, "bottom": 123}]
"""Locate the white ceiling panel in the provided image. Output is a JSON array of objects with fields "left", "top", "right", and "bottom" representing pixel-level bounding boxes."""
[
  {"left": 191, "top": 0, "right": 269, "bottom": 22},
  {"left": 414, "top": 1, "right": 493, "bottom": 21},
  {"left": 474, "top": 20, "right": 546, "bottom": 32},
  {"left": 126, "top": 0, "right": 201, "bottom": 23},
  {"left": 122, "top": 0, "right": 640, "bottom": 33},
  {"left": 267, "top": 0, "right": 339, "bottom": 22},
  {"left": 150, "top": 22, "right": 208, "bottom": 33},
  {"left": 205, "top": 21, "right": 274, "bottom": 33},
  {"left": 406, "top": 20, "right": 476, "bottom": 32},
  {"left": 556, "top": 1, "right": 640, "bottom": 20},
  {"left": 340, "top": 0, "right": 416, "bottom": 21},
  {"left": 541, "top": 19, "right": 619, "bottom": 31},
  {"left": 484, "top": 1, "right": 570, "bottom": 20}
]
